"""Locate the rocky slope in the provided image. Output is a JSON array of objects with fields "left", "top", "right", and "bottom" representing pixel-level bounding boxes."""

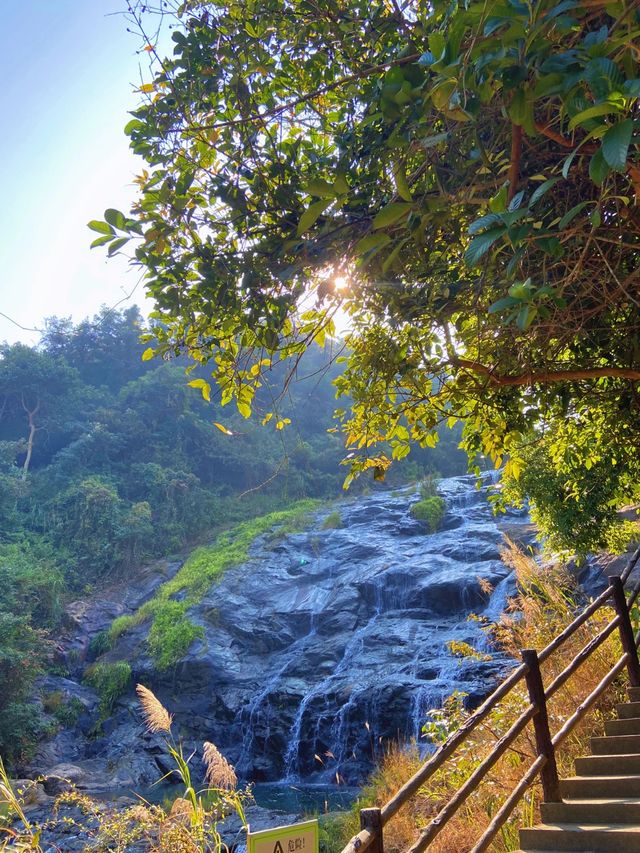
[{"left": 30, "top": 476, "right": 534, "bottom": 792}]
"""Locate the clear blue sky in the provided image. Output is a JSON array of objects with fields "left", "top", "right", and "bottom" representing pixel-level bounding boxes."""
[{"left": 0, "top": 1, "right": 154, "bottom": 344}]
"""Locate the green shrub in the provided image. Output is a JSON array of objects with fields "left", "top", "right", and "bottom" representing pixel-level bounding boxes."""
[
  {"left": 108, "top": 613, "right": 140, "bottom": 642},
  {"left": 410, "top": 495, "right": 445, "bottom": 532},
  {"left": 146, "top": 601, "right": 204, "bottom": 671},
  {"left": 43, "top": 692, "right": 85, "bottom": 728},
  {"left": 84, "top": 661, "right": 131, "bottom": 716},
  {"left": 88, "top": 630, "right": 113, "bottom": 658},
  {"left": 42, "top": 691, "right": 64, "bottom": 715},
  {"left": 319, "top": 810, "right": 360, "bottom": 853},
  {"left": 56, "top": 697, "right": 85, "bottom": 728},
  {"left": 322, "top": 510, "right": 343, "bottom": 530},
  {"left": 0, "top": 702, "right": 45, "bottom": 768}
]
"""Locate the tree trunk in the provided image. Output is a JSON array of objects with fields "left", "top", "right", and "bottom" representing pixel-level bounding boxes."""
[{"left": 21, "top": 394, "right": 40, "bottom": 480}]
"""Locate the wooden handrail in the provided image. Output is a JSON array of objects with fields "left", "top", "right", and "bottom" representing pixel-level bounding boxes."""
[
  {"left": 544, "top": 616, "right": 620, "bottom": 700},
  {"left": 406, "top": 706, "right": 536, "bottom": 853},
  {"left": 551, "top": 654, "right": 630, "bottom": 749},
  {"left": 379, "top": 664, "right": 528, "bottom": 823},
  {"left": 339, "top": 547, "right": 640, "bottom": 853},
  {"left": 537, "top": 583, "right": 616, "bottom": 664},
  {"left": 469, "top": 754, "right": 546, "bottom": 853}
]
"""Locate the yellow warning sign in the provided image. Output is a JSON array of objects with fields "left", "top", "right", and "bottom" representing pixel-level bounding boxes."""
[{"left": 247, "top": 818, "right": 319, "bottom": 853}]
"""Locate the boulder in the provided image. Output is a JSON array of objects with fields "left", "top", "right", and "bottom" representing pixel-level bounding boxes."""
[
  {"left": 9, "top": 779, "right": 50, "bottom": 809},
  {"left": 42, "top": 775, "right": 73, "bottom": 796}
]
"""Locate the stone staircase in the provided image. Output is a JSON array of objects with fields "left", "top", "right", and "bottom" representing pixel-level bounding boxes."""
[{"left": 519, "top": 685, "right": 640, "bottom": 851}]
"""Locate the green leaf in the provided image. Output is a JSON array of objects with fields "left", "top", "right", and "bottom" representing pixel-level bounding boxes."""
[
  {"left": 393, "top": 162, "right": 412, "bottom": 202},
  {"left": 516, "top": 305, "right": 537, "bottom": 330},
  {"left": 90, "top": 235, "right": 113, "bottom": 249},
  {"left": 623, "top": 79, "right": 640, "bottom": 97},
  {"left": 562, "top": 148, "right": 580, "bottom": 179},
  {"left": 465, "top": 227, "right": 506, "bottom": 266},
  {"left": 488, "top": 296, "right": 519, "bottom": 314},
  {"left": 589, "top": 148, "right": 610, "bottom": 185},
  {"left": 305, "top": 179, "right": 336, "bottom": 198},
  {"left": 354, "top": 233, "right": 392, "bottom": 254},
  {"left": 382, "top": 238, "right": 409, "bottom": 273},
  {"left": 468, "top": 213, "right": 502, "bottom": 236},
  {"left": 124, "top": 118, "right": 144, "bottom": 135},
  {"left": 488, "top": 186, "right": 508, "bottom": 213},
  {"left": 568, "top": 102, "right": 622, "bottom": 131},
  {"left": 107, "top": 237, "right": 130, "bottom": 256},
  {"left": 602, "top": 118, "right": 633, "bottom": 171},
  {"left": 88, "top": 220, "right": 114, "bottom": 236},
  {"left": 188, "top": 378, "right": 211, "bottom": 402},
  {"left": 237, "top": 401, "right": 251, "bottom": 418},
  {"left": 297, "top": 199, "right": 332, "bottom": 235},
  {"left": 141, "top": 347, "right": 155, "bottom": 362},
  {"left": 428, "top": 32, "right": 446, "bottom": 60},
  {"left": 333, "top": 175, "right": 349, "bottom": 194},
  {"left": 431, "top": 79, "right": 457, "bottom": 112},
  {"left": 558, "top": 201, "right": 591, "bottom": 229},
  {"left": 530, "top": 177, "right": 560, "bottom": 206},
  {"left": 421, "top": 132, "right": 449, "bottom": 148},
  {"left": 508, "top": 190, "right": 525, "bottom": 212},
  {"left": 104, "top": 209, "right": 127, "bottom": 230},
  {"left": 372, "top": 202, "right": 412, "bottom": 230}
]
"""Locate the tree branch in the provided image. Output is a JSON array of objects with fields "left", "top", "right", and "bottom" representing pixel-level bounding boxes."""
[
  {"left": 507, "top": 124, "right": 523, "bottom": 203},
  {"left": 534, "top": 121, "right": 598, "bottom": 154},
  {"left": 194, "top": 52, "right": 422, "bottom": 130},
  {"left": 450, "top": 358, "right": 640, "bottom": 386}
]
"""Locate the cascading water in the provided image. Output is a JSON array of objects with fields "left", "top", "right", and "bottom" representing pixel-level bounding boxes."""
[
  {"left": 215, "top": 473, "right": 529, "bottom": 784},
  {"left": 66, "top": 473, "right": 532, "bottom": 792}
]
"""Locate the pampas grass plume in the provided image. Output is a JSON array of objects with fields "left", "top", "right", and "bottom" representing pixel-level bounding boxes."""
[
  {"left": 203, "top": 741, "right": 237, "bottom": 790},
  {"left": 136, "top": 684, "right": 173, "bottom": 733}
]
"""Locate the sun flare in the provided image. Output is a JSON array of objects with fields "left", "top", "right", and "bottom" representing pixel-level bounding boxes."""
[{"left": 333, "top": 275, "right": 349, "bottom": 291}]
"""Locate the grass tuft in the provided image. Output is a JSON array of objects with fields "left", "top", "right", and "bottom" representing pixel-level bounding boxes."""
[
  {"left": 84, "top": 660, "right": 132, "bottom": 717},
  {"left": 322, "top": 510, "right": 343, "bottom": 530},
  {"left": 106, "top": 499, "right": 320, "bottom": 669}
]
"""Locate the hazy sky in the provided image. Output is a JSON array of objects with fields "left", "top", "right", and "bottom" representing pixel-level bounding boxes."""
[{"left": 1, "top": 1, "right": 155, "bottom": 344}]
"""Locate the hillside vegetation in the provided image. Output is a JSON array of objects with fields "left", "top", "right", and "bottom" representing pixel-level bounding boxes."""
[{"left": 0, "top": 307, "right": 466, "bottom": 766}]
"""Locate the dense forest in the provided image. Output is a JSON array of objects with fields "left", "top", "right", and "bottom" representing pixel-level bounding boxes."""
[{"left": 0, "top": 306, "right": 466, "bottom": 764}]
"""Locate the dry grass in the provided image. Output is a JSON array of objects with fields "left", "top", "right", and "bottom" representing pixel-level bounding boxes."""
[
  {"left": 203, "top": 743, "right": 237, "bottom": 791},
  {"left": 330, "top": 542, "right": 627, "bottom": 853},
  {"left": 136, "top": 684, "right": 174, "bottom": 734}
]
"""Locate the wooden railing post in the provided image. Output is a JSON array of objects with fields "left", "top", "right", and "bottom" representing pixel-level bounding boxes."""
[
  {"left": 611, "top": 575, "right": 640, "bottom": 687},
  {"left": 360, "top": 807, "right": 384, "bottom": 853},
  {"left": 521, "top": 649, "right": 561, "bottom": 802}
]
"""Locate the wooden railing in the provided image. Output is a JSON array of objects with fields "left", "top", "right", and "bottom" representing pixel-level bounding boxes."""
[{"left": 340, "top": 547, "right": 640, "bottom": 853}]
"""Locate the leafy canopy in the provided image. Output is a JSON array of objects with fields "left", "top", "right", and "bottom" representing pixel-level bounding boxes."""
[{"left": 96, "top": 0, "right": 640, "bottom": 546}]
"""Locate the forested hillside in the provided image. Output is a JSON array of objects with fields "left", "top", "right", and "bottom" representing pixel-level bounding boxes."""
[{"left": 0, "top": 307, "right": 466, "bottom": 764}]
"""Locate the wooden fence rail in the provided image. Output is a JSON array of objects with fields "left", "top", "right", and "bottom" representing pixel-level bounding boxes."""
[{"left": 339, "top": 545, "right": 640, "bottom": 853}]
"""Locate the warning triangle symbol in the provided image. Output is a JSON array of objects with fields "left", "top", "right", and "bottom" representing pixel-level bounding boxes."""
[{"left": 273, "top": 843, "right": 284, "bottom": 853}]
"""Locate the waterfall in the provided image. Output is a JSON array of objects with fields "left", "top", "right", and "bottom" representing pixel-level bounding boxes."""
[
  {"left": 193, "top": 474, "right": 532, "bottom": 784},
  {"left": 48, "top": 472, "right": 541, "bottom": 797}
]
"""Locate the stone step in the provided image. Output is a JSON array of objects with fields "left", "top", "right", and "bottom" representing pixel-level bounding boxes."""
[
  {"left": 561, "top": 775, "right": 640, "bottom": 799},
  {"left": 575, "top": 753, "right": 640, "bottom": 775},
  {"left": 617, "top": 701, "right": 640, "bottom": 719},
  {"left": 520, "top": 823, "right": 640, "bottom": 851},
  {"left": 592, "top": 734, "right": 640, "bottom": 754},
  {"left": 541, "top": 799, "right": 640, "bottom": 824},
  {"left": 629, "top": 687, "right": 640, "bottom": 702},
  {"left": 606, "top": 717, "right": 640, "bottom": 736}
]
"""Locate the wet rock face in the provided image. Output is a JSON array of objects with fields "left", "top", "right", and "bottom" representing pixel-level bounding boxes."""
[{"left": 32, "top": 475, "right": 533, "bottom": 790}]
